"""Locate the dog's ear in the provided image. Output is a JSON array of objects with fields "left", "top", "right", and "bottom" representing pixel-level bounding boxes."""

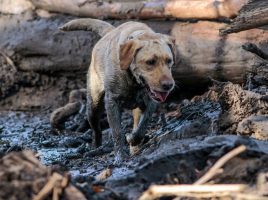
[
  {"left": 164, "top": 36, "right": 177, "bottom": 65},
  {"left": 119, "top": 40, "right": 142, "bottom": 70}
]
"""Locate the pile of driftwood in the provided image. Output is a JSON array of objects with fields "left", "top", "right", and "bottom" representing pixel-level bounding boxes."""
[{"left": 0, "top": 151, "right": 86, "bottom": 200}]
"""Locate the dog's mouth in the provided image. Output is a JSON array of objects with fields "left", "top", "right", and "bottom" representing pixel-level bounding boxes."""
[
  {"left": 138, "top": 76, "right": 170, "bottom": 103},
  {"left": 145, "top": 85, "right": 169, "bottom": 103}
]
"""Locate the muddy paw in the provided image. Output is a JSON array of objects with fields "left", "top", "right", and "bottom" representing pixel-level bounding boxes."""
[{"left": 126, "top": 132, "right": 143, "bottom": 146}]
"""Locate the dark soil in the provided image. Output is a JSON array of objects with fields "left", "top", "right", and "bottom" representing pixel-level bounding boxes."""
[{"left": 1, "top": 80, "right": 268, "bottom": 199}]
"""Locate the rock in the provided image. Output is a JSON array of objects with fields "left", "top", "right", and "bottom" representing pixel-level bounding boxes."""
[
  {"left": 237, "top": 115, "right": 268, "bottom": 140},
  {"left": 41, "top": 140, "right": 56, "bottom": 147}
]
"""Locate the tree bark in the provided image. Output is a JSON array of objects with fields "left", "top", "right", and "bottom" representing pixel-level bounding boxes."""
[
  {"left": 220, "top": 0, "right": 268, "bottom": 34},
  {"left": 30, "top": 0, "right": 248, "bottom": 20},
  {"left": 171, "top": 21, "right": 268, "bottom": 89}
]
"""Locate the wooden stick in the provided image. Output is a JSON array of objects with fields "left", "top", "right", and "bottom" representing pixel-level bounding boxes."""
[
  {"left": 33, "top": 173, "right": 63, "bottom": 200},
  {"left": 33, "top": 172, "right": 70, "bottom": 200},
  {"left": 139, "top": 184, "right": 247, "bottom": 200},
  {"left": 194, "top": 145, "right": 247, "bottom": 185}
]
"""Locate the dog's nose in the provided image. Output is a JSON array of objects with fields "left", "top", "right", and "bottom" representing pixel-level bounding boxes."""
[{"left": 161, "top": 80, "right": 174, "bottom": 91}]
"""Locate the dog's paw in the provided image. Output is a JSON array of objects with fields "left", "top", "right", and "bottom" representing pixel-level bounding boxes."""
[{"left": 126, "top": 132, "right": 143, "bottom": 146}]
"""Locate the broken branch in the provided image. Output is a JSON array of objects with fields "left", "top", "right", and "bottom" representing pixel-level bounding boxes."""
[
  {"left": 194, "top": 145, "right": 247, "bottom": 185},
  {"left": 220, "top": 0, "right": 268, "bottom": 34}
]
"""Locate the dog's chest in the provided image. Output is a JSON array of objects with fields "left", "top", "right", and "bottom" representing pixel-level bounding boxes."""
[{"left": 118, "top": 88, "right": 146, "bottom": 110}]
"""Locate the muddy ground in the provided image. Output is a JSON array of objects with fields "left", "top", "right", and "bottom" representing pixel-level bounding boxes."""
[{"left": 1, "top": 68, "right": 268, "bottom": 199}]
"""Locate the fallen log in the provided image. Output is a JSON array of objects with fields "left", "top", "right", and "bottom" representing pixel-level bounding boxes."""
[
  {"left": 221, "top": 0, "right": 268, "bottom": 34},
  {"left": 30, "top": 0, "right": 248, "bottom": 20},
  {"left": 171, "top": 21, "right": 268, "bottom": 89}
]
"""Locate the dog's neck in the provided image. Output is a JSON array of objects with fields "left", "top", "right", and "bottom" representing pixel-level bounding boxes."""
[{"left": 128, "top": 63, "right": 145, "bottom": 88}]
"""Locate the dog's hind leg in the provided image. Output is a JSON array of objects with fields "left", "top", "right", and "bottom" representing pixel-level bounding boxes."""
[{"left": 87, "top": 68, "right": 105, "bottom": 148}]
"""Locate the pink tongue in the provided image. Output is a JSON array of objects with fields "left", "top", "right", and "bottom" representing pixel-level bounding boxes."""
[{"left": 155, "top": 91, "right": 169, "bottom": 102}]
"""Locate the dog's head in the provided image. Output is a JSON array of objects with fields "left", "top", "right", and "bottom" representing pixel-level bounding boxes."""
[{"left": 119, "top": 33, "right": 176, "bottom": 103}]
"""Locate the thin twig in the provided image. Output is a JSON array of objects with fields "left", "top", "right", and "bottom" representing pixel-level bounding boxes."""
[
  {"left": 194, "top": 145, "right": 247, "bottom": 185},
  {"left": 0, "top": 51, "right": 17, "bottom": 71},
  {"left": 33, "top": 173, "right": 63, "bottom": 200},
  {"left": 33, "top": 172, "right": 69, "bottom": 200}
]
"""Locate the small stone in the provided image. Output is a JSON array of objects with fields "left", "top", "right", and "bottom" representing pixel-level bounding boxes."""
[{"left": 41, "top": 140, "right": 55, "bottom": 148}]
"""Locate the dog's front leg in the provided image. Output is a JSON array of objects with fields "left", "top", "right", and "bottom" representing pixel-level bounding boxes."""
[
  {"left": 127, "top": 100, "right": 157, "bottom": 147},
  {"left": 105, "top": 93, "right": 128, "bottom": 163}
]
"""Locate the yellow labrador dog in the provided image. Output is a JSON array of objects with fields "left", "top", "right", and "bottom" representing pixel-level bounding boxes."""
[{"left": 60, "top": 19, "right": 176, "bottom": 163}]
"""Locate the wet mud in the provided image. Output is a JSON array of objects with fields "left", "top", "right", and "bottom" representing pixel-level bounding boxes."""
[{"left": 1, "top": 79, "right": 268, "bottom": 199}]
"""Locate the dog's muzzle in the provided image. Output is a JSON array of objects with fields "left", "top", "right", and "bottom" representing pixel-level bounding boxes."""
[{"left": 138, "top": 75, "right": 170, "bottom": 103}]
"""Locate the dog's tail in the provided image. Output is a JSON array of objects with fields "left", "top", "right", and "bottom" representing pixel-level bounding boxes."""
[{"left": 59, "top": 18, "right": 115, "bottom": 37}]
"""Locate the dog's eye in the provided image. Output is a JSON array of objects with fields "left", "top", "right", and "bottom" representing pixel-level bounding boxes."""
[
  {"left": 146, "top": 59, "right": 156, "bottom": 65},
  {"left": 166, "top": 58, "right": 172, "bottom": 64}
]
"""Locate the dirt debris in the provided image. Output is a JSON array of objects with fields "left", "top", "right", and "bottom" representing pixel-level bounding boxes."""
[
  {"left": 1, "top": 80, "right": 268, "bottom": 199},
  {"left": 211, "top": 82, "right": 268, "bottom": 137},
  {"left": 237, "top": 115, "right": 268, "bottom": 140},
  {"left": 0, "top": 151, "right": 86, "bottom": 200}
]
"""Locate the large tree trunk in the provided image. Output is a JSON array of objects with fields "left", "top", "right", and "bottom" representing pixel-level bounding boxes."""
[
  {"left": 171, "top": 21, "right": 268, "bottom": 89},
  {"left": 221, "top": 0, "right": 268, "bottom": 34},
  {"left": 30, "top": 0, "right": 248, "bottom": 20}
]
